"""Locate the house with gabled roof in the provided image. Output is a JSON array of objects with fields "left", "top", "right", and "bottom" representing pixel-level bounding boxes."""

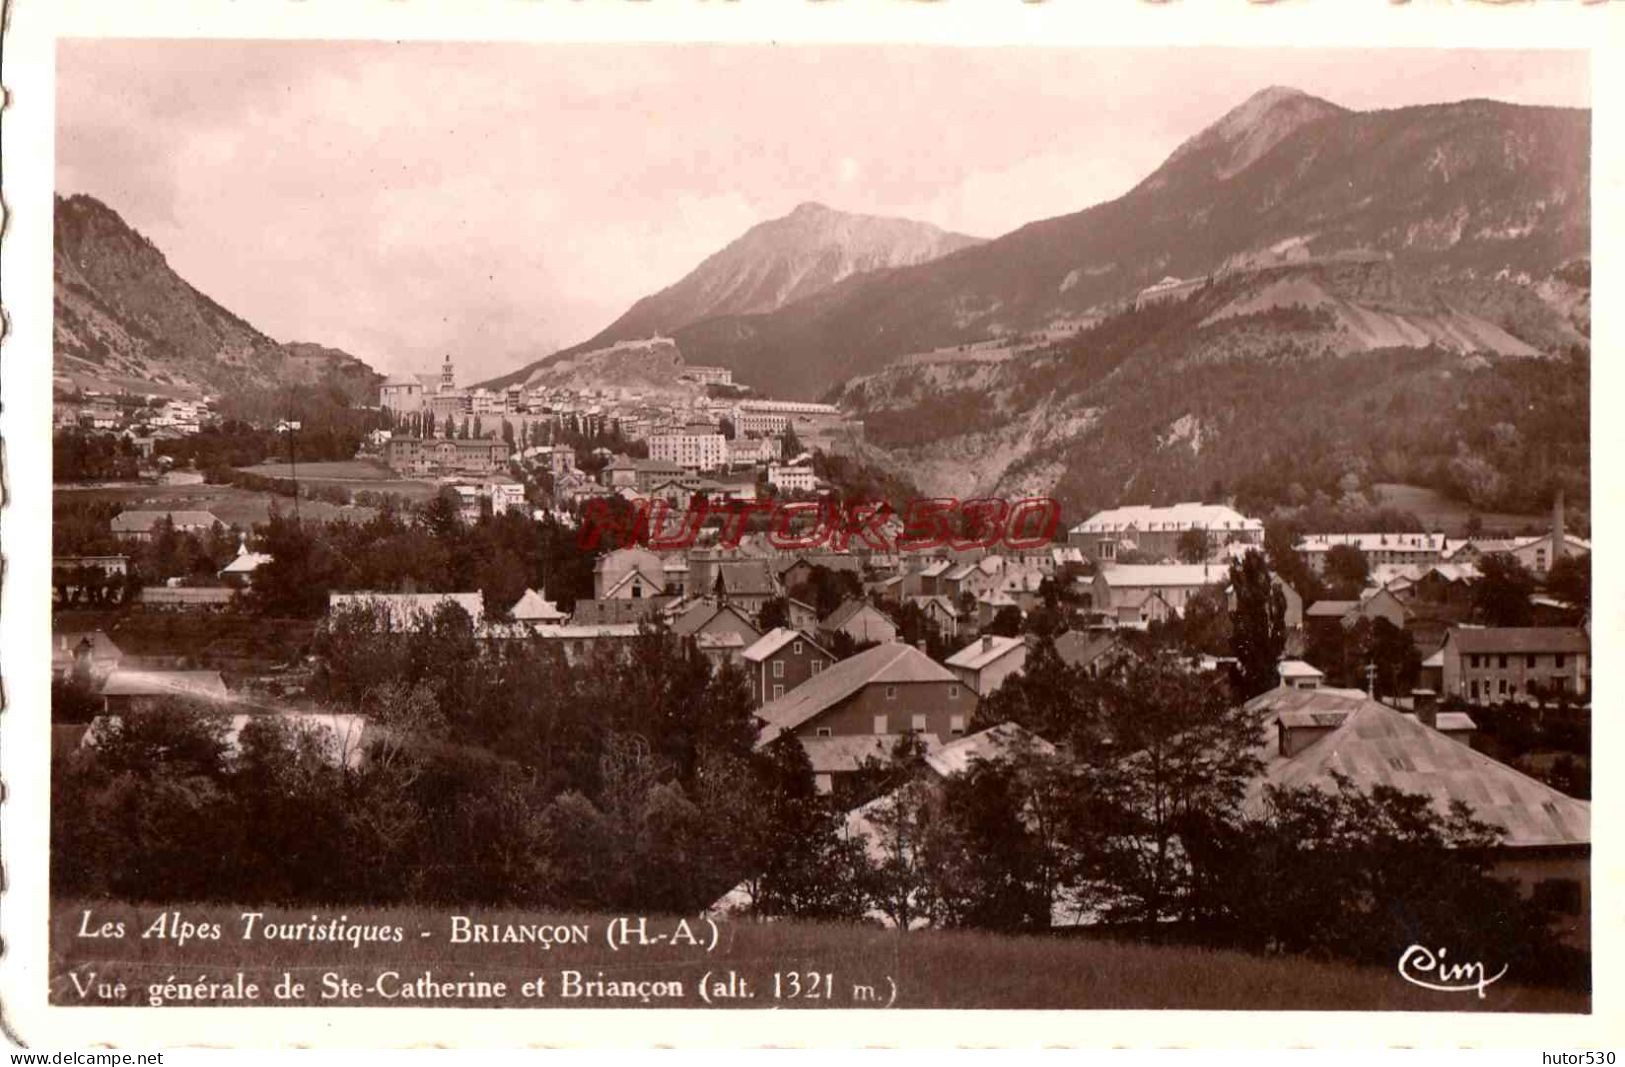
[
  {"left": 1090, "top": 564, "right": 1224, "bottom": 623},
  {"left": 670, "top": 599, "right": 762, "bottom": 667},
  {"left": 819, "top": 598, "right": 899, "bottom": 647},
  {"left": 975, "top": 589, "right": 1020, "bottom": 629},
  {"left": 1245, "top": 685, "right": 1589, "bottom": 944},
  {"left": 914, "top": 559, "right": 953, "bottom": 597},
  {"left": 785, "top": 597, "right": 821, "bottom": 633},
  {"left": 1439, "top": 626, "right": 1589, "bottom": 704},
  {"left": 945, "top": 634, "right": 1028, "bottom": 696},
  {"left": 111, "top": 509, "right": 222, "bottom": 542},
  {"left": 1052, "top": 629, "right": 1133, "bottom": 678},
  {"left": 218, "top": 537, "right": 272, "bottom": 585},
  {"left": 755, "top": 642, "right": 973, "bottom": 747},
  {"left": 742, "top": 627, "right": 837, "bottom": 708},
  {"left": 594, "top": 546, "right": 669, "bottom": 600},
  {"left": 908, "top": 594, "right": 961, "bottom": 639},
  {"left": 712, "top": 560, "right": 781, "bottom": 614}
]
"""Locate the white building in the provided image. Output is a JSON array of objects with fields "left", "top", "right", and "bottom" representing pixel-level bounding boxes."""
[
  {"left": 649, "top": 431, "right": 727, "bottom": 472},
  {"left": 379, "top": 375, "right": 428, "bottom": 415},
  {"left": 683, "top": 365, "right": 734, "bottom": 387},
  {"left": 768, "top": 462, "right": 819, "bottom": 494},
  {"left": 1296, "top": 532, "right": 1446, "bottom": 575},
  {"left": 1069, "top": 502, "right": 1263, "bottom": 564},
  {"left": 732, "top": 409, "right": 791, "bottom": 436}
]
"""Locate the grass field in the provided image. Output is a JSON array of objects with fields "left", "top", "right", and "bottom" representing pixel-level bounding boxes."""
[
  {"left": 49, "top": 901, "right": 1587, "bottom": 1012},
  {"left": 238, "top": 461, "right": 444, "bottom": 502},
  {"left": 55, "top": 482, "right": 377, "bottom": 527},
  {"left": 1373, "top": 483, "right": 1550, "bottom": 537}
]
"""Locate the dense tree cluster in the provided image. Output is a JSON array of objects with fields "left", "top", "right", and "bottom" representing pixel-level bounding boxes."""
[
  {"left": 53, "top": 617, "right": 860, "bottom": 917},
  {"left": 249, "top": 502, "right": 599, "bottom": 619}
]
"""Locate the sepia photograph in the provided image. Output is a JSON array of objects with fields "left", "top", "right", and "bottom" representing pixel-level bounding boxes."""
[{"left": 3, "top": 0, "right": 1620, "bottom": 1049}]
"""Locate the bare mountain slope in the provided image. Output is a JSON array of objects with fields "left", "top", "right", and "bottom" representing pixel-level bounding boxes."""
[
  {"left": 54, "top": 194, "right": 380, "bottom": 401},
  {"left": 483, "top": 202, "right": 981, "bottom": 391},
  {"left": 652, "top": 88, "right": 1588, "bottom": 398}
]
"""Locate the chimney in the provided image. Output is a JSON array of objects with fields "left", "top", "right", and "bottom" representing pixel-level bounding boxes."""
[
  {"left": 1411, "top": 688, "right": 1438, "bottom": 729},
  {"left": 983, "top": 635, "right": 996, "bottom": 652},
  {"left": 1551, "top": 489, "right": 1566, "bottom": 566}
]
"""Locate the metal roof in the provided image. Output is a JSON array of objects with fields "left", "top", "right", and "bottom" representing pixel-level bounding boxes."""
[
  {"left": 1252, "top": 691, "right": 1589, "bottom": 848},
  {"left": 755, "top": 643, "right": 960, "bottom": 745}
]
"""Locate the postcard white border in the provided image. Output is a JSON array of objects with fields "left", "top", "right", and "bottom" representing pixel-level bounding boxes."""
[{"left": 4, "top": 0, "right": 1623, "bottom": 1049}]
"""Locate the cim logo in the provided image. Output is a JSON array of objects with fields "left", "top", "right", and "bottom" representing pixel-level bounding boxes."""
[
  {"left": 1397, "top": 944, "right": 1509, "bottom": 999},
  {"left": 577, "top": 496, "right": 1061, "bottom": 553}
]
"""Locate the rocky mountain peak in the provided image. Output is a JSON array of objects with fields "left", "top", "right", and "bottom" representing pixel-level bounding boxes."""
[{"left": 1160, "top": 84, "right": 1347, "bottom": 182}]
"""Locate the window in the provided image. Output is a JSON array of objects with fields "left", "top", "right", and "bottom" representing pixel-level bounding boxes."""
[
  {"left": 1527, "top": 655, "right": 1536, "bottom": 669},
  {"left": 1469, "top": 654, "right": 1479, "bottom": 669},
  {"left": 816, "top": 727, "right": 832, "bottom": 738},
  {"left": 1498, "top": 655, "right": 1508, "bottom": 670},
  {"left": 772, "top": 660, "right": 785, "bottom": 679},
  {"left": 1498, "top": 679, "right": 1507, "bottom": 696},
  {"left": 793, "top": 641, "right": 803, "bottom": 655},
  {"left": 1099, "top": 540, "right": 1116, "bottom": 561},
  {"left": 1556, "top": 654, "right": 1566, "bottom": 669},
  {"left": 949, "top": 685, "right": 960, "bottom": 700},
  {"left": 911, "top": 714, "right": 927, "bottom": 733},
  {"left": 772, "top": 685, "right": 784, "bottom": 700},
  {"left": 950, "top": 714, "right": 966, "bottom": 736},
  {"left": 873, "top": 715, "right": 887, "bottom": 735},
  {"left": 886, "top": 685, "right": 897, "bottom": 700},
  {"left": 811, "top": 660, "right": 823, "bottom": 674},
  {"left": 1470, "top": 680, "right": 1479, "bottom": 700}
]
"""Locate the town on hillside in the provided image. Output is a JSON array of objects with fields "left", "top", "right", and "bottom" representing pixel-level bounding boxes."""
[{"left": 45, "top": 49, "right": 1595, "bottom": 1012}]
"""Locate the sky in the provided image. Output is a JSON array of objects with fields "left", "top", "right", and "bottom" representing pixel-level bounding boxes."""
[{"left": 57, "top": 42, "right": 1589, "bottom": 383}]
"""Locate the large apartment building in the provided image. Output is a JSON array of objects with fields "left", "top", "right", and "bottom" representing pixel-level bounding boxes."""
[
  {"left": 1069, "top": 502, "right": 1263, "bottom": 564},
  {"left": 649, "top": 431, "right": 727, "bottom": 472},
  {"left": 384, "top": 436, "right": 508, "bottom": 476},
  {"left": 1296, "top": 532, "right": 1446, "bottom": 575}
]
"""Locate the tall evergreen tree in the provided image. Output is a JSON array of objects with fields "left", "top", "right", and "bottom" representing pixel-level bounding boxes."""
[{"left": 1228, "top": 549, "right": 1287, "bottom": 698}]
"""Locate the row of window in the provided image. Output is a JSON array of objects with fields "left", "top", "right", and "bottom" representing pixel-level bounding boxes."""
[
  {"left": 1466, "top": 653, "right": 1569, "bottom": 670},
  {"left": 810, "top": 714, "right": 968, "bottom": 738},
  {"left": 1468, "top": 677, "right": 1575, "bottom": 699}
]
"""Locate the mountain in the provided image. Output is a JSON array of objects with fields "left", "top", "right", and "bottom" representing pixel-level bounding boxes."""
[
  {"left": 637, "top": 88, "right": 1588, "bottom": 399},
  {"left": 509, "top": 336, "right": 708, "bottom": 399},
  {"left": 53, "top": 194, "right": 381, "bottom": 402},
  {"left": 482, "top": 202, "right": 981, "bottom": 391},
  {"left": 833, "top": 257, "right": 1590, "bottom": 524}
]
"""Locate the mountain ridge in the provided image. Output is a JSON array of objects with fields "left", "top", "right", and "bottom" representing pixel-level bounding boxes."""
[
  {"left": 606, "top": 91, "right": 1588, "bottom": 398},
  {"left": 53, "top": 193, "right": 382, "bottom": 402},
  {"left": 481, "top": 201, "right": 982, "bottom": 391}
]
